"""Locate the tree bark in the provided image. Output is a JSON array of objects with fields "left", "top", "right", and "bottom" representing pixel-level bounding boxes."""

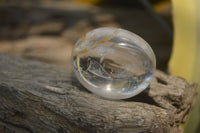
[{"left": 0, "top": 54, "right": 197, "bottom": 133}]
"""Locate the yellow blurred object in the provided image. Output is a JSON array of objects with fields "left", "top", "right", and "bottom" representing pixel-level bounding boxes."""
[
  {"left": 169, "top": 0, "right": 197, "bottom": 81},
  {"left": 169, "top": 0, "right": 200, "bottom": 132},
  {"left": 153, "top": 0, "right": 171, "bottom": 13},
  {"left": 76, "top": 0, "right": 103, "bottom": 4}
]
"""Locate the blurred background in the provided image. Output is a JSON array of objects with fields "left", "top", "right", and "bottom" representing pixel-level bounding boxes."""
[
  {"left": 1, "top": 0, "right": 199, "bottom": 133},
  {"left": 0, "top": 0, "right": 172, "bottom": 71}
]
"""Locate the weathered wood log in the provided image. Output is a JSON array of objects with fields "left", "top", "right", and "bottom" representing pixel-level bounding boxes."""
[{"left": 0, "top": 54, "right": 197, "bottom": 133}]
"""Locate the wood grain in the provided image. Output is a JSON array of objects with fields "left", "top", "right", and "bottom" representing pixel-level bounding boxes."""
[{"left": 0, "top": 54, "right": 197, "bottom": 133}]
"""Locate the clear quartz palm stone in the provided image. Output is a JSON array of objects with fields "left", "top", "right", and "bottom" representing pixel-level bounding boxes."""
[{"left": 72, "top": 27, "right": 156, "bottom": 100}]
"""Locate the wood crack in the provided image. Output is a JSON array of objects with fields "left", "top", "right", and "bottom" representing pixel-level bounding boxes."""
[{"left": 0, "top": 119, "right": 33, "bottom": 133}]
